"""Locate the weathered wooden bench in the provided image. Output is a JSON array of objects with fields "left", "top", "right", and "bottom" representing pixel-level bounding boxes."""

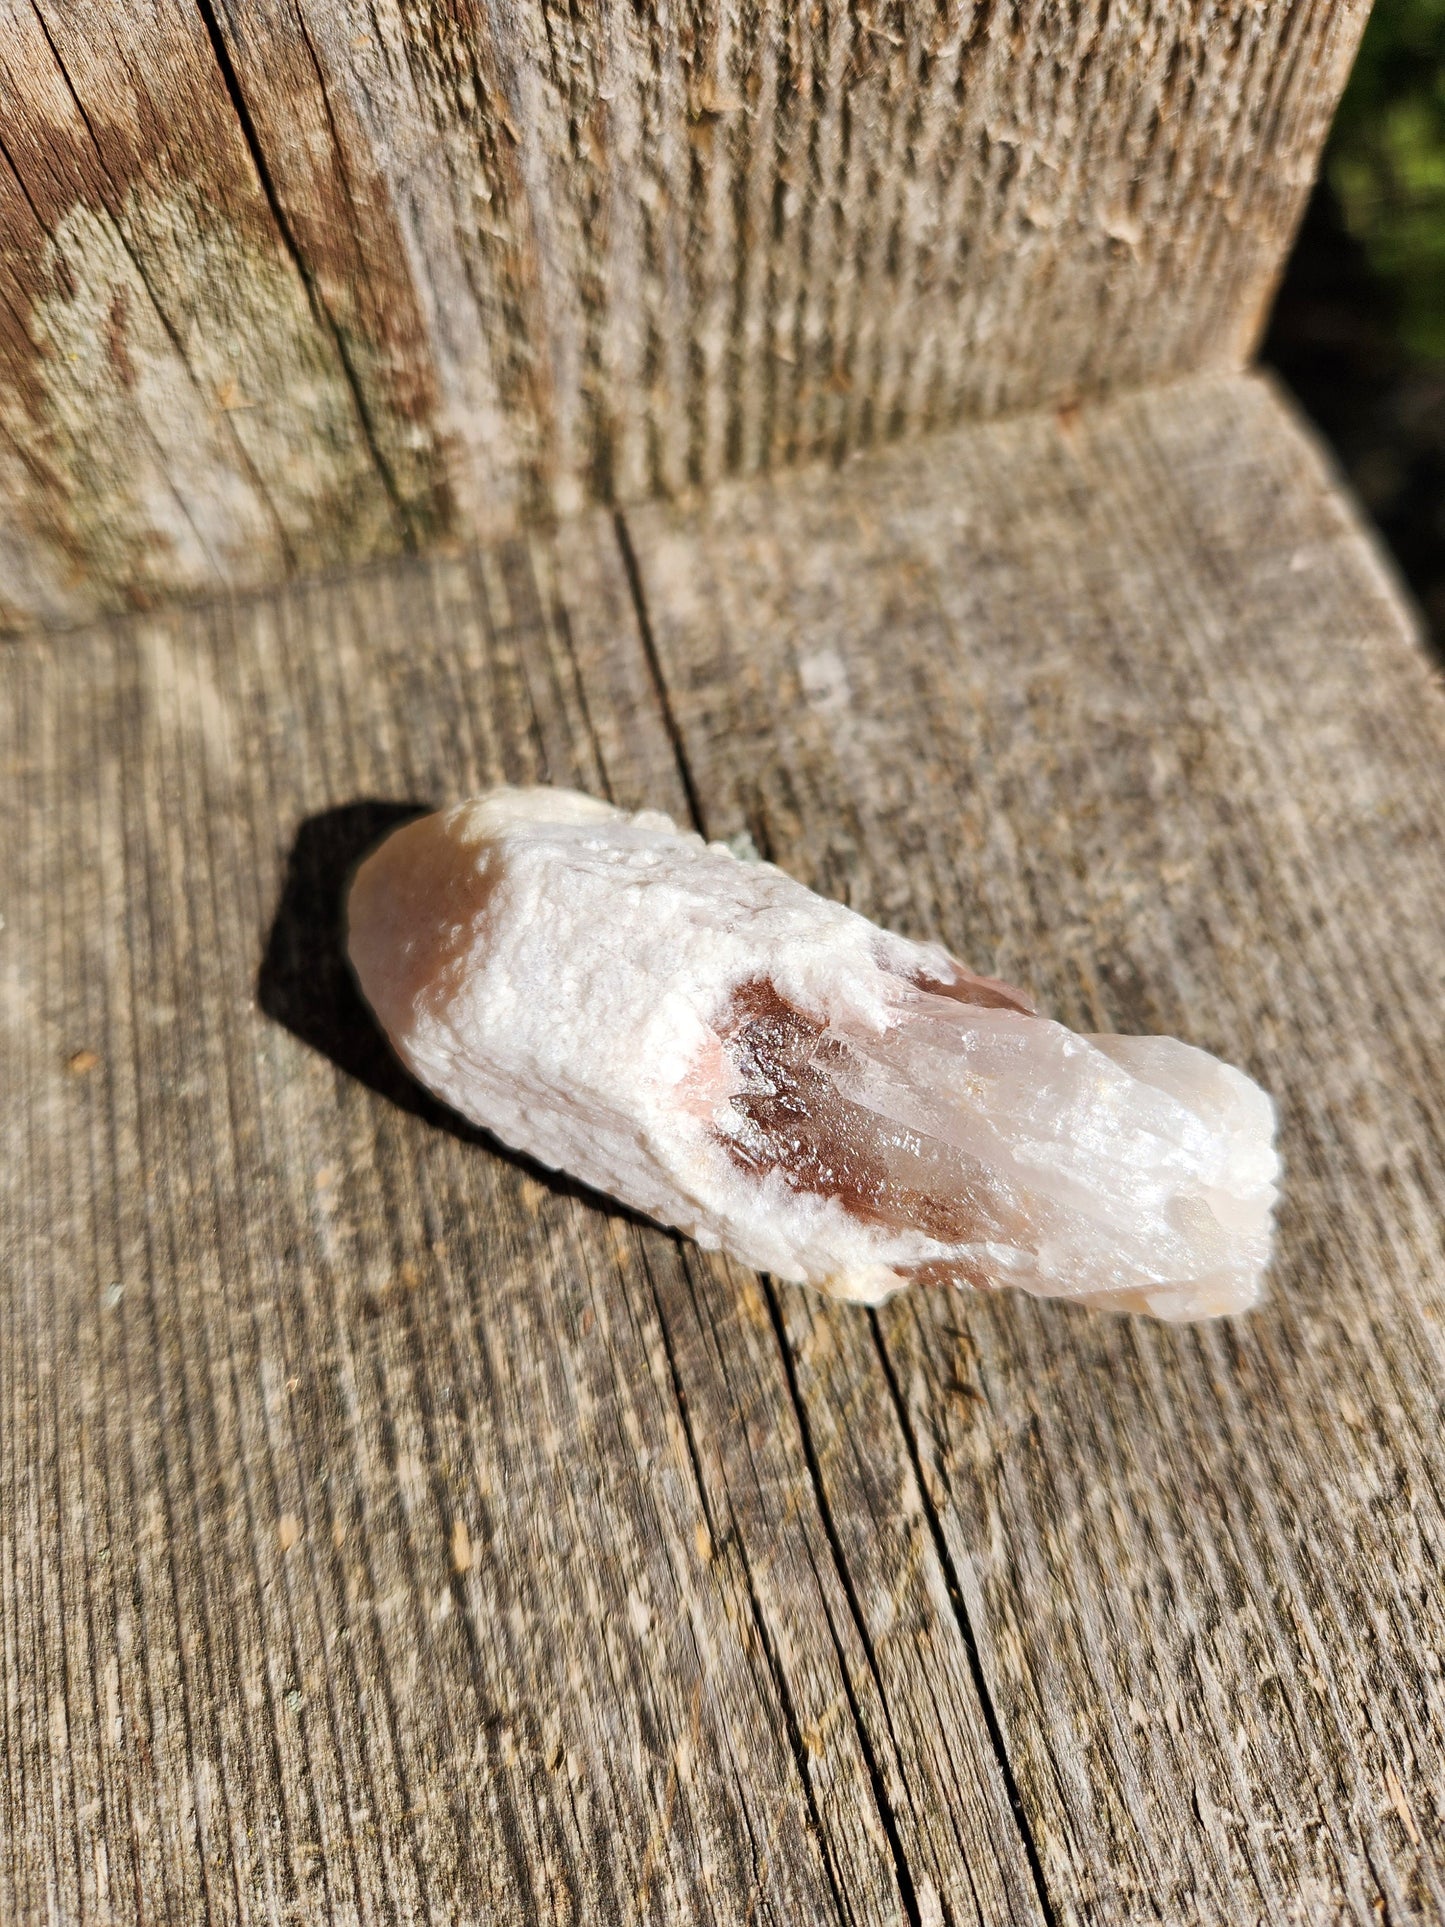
[{"left": 6, "top": 4, "right": 1444, "bottom": 1921}]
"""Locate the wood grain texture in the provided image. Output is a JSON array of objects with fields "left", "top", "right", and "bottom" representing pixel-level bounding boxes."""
[
  {"left": 4, "top": 370, "right": 1444, "bottom": 1923},
  {"left": 1, "top": 0, "right": 1370, "bottom": 628},
  {"left": 0, "top": 513, "right": 1040, "bottom": 1924},
  {"left": 627, "top": 369, "right": 1445, "bottom": 1923}
]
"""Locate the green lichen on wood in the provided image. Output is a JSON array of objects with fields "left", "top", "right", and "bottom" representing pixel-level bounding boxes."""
[{"left": 0, "top": 182, "right": 445, "bottom": 624}]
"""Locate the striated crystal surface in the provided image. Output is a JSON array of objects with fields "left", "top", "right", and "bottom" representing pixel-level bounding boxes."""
[{"left": 347, "top": 786, "right": 1280, "bottom": 1320}]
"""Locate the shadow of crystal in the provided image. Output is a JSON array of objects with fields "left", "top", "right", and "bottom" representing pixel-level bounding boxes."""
[
  {"left": 256, "top": 799, "right": 488, "bottom": 1137},
  {"left": 257, "top": 800, "right": 664, "bottom": 1229}
]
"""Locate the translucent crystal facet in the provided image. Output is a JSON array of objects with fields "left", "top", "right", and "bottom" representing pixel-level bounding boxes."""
[{"left": 347, "top": 787, "right": 1280, "bottom": 1320}]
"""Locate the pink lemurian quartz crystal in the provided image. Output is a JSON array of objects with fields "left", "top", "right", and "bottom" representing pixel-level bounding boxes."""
[{"left": 347, "top": 788, "right": 1279, "bottom": 1320}]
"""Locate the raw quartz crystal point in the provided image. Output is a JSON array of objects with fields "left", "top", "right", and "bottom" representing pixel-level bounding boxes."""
[{"left": 347, "top": 787, "right": 1280, "bottom": 1321}]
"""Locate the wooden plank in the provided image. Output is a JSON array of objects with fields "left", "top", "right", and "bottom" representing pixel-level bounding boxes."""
[
  {"left": 5, "top": 369, "right": 1442, "bottom": 1924},
  {"left": 0, "top": 522, "right": 1042, "bottom": 1922},
  {"left": 1, "top": 0, "right": 1371, "bottom": 627},
  {"left": 626, "top": 369, "right": 1445, "bottom": 1923}
]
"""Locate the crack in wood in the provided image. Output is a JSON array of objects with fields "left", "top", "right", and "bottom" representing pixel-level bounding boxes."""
[
  {"left": 764, "top": 1280, "right": 928, "bottom": 1927},
  {"left": 613, "top": 507, "right": 711, "bottom": 839},
  {"left": 193, "top": 0, "right": 416, "bottom": 549},
  {"left": 641, "top": 1241, "right": 862, "bottom": 1926},
  {"left": 867, "top": 1312, "right": 1062, "bottom": 1927}
]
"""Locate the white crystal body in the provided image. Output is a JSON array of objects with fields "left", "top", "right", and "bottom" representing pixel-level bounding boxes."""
[{"left": 347, "top": 787, "right": 1280, "bottom": 1320}]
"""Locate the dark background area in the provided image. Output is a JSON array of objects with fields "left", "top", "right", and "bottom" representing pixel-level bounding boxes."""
[{"left": 1266, "top": 0, "right": 1445, "bottom": 649}]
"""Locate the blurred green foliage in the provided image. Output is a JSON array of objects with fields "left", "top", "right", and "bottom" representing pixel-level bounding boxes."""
[{"left": 1329, "top": 0, "right": 1445, "bottom": 362}]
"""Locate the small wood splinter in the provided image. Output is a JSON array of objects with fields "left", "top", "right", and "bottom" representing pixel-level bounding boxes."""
[{"left": 347, "top": 788, "right": 1279, "bottom": 1321}]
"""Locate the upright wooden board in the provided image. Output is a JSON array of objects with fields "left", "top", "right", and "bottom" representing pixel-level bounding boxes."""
[
  {"left": 4, "top": 372, "right": 1444, "bottom": 1922},
  {"left": 1, "top": 0, "right": 1370, "bottom": 626}
]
